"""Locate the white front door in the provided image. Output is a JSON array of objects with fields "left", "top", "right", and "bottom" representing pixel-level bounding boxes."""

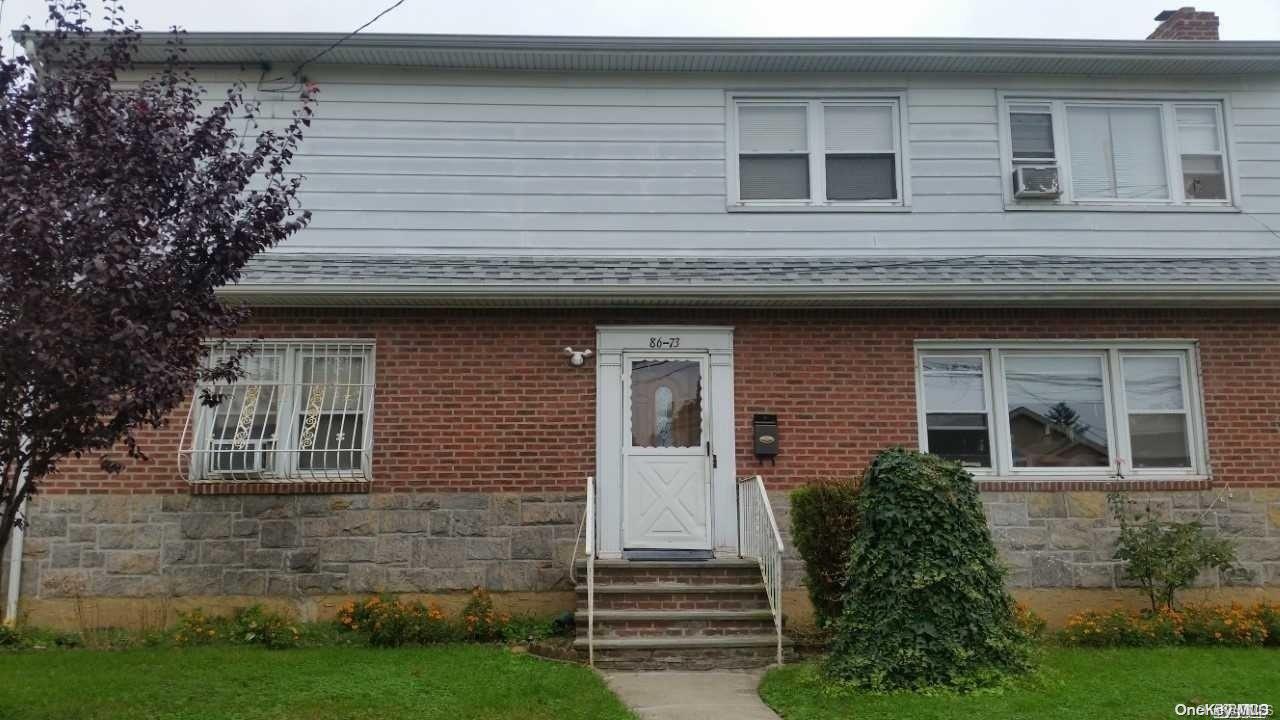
[{"left": 621, "top": 353, "right": 713, "bottom": 550}]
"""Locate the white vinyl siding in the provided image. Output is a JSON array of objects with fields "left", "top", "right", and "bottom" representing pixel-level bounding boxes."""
[
  {"left": 916, "top": 342, "right": 1207, "bottom": 479},
  {"left": 729, "top": 94, "right": 906, "bottom": 209},
  {"left": 1001, "top": 96, "right": 1236, "bottom": 208},
  {"left": 169, "top": 68, "right": 1280, "bottom": 256}
]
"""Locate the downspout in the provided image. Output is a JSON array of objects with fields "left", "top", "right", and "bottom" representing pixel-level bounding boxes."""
[{"left": 3, "top": 464, "right": 28, "bottom": 626}]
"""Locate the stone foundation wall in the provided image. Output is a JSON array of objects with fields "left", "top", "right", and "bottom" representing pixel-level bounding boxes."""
[
  {"left": 17, "top": 492, "right": 582, "bottom": 606},
  {"left": 982, "top": 489, "right": 1280, "bottom": 590},
  {"left": 767, "top": 488, "right": 1280, "bottom": 598},
  {"left": 11, "top": 488, "right": 1280, "bottom": 629}
]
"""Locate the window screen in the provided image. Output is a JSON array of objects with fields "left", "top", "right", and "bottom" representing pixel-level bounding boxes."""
[
  {"left": 1176, "top": 106, "right": 1227, "bottom": 200},
  {"left": 1010, "top": 109, "right": 1055, "bottom": 161}
]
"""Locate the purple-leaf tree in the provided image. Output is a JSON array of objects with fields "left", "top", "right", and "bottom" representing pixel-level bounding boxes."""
[{"left": 0, "top": 0, "right": 314, "bottom": 589}]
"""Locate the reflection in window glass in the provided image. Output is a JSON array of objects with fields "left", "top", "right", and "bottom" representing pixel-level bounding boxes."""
[
  {"left": 631, "top": 360, "right": 702, "bottom": 448},
  {"left": 1003, "top": 355, "right": 1110, "bottom": 468},
  {"left": 921, "top": 356, "right": 991, "bottom": 468},
  {"left": 1123, "top": 355, "right": 1192, "bottom": 468}
]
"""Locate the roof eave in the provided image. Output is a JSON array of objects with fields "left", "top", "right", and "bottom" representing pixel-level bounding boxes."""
[
  {"left": 215, "top": 283, "right": 1280, "bottom": 308},
  {"left": 15, "top": 31, "right": 1280, "bottom": 74}
]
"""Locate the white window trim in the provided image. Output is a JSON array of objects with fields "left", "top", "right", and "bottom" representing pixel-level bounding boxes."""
[
  {"left": 726, "top": 91, "right": 911, "bottom": 212},
  {"left": 997, "top": 91, "right": 1240, "bottom": 212},
  {"left": 914, "top": 340, "right": 1209, "bottom": 482},
  {"left": 186, "top": 339, "right": 377, "bottom": 483}
]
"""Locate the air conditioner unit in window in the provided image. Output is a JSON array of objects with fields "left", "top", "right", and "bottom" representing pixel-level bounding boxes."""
[{"left": 1013, "top": 165, "right": 1061, "bottom": 199}]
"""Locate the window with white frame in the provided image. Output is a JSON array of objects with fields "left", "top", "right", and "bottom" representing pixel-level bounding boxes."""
[
  {"left": 1002, "top": 98, "right": 1232, "bottom": 206},
  {"left": 184, "top": 340, "right": 376, "bottom": 482},
  {"left": 731, "top": 97, "right": 905, "bottom": 207},
  {"left": 916, "top": 343, "right": 1205, "bottom": 477}
]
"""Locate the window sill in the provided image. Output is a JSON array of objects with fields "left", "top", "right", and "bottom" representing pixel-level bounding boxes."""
[
  {"left": 190, "top": 480, "right": 371, "bottom": 495},
  {"left": 1003, "top": 203, "right": 1239, "bottom": 213},
  {"left": 727, "top": 203, "right": 912, "bottom": 213},
  {"left": 973, "top": 475, "right": 1210, "bottom": 493}
]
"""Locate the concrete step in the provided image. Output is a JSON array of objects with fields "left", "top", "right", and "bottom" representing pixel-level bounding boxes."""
[
  {"left": 575, "top": 608, "right": 776, "bottom": 640},
  {"left": 576, "top": 635, "right": 783, "bottom": 650},
  {"left": 574, "top": 634, "right": 791, "bottom": 671},
  {"left": 574, "top": 609, "right": 774, "bottom": 622},
  {"left": 574, "top": 559, "right": 763, "bottom": 586},
  {"left": 575, "top": 583, "right": 771, "bottom": 611}
]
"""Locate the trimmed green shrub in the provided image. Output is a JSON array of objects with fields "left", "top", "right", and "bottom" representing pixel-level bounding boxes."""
[
  {"left": 826, "top": 448, "right": 1031, "bottom": 691},
  {"left": 790, "top": 478, "right": 860, "bottom": 628},
  {"left": 1109, "top": 493, "right": 1238, "bottom": 612}
]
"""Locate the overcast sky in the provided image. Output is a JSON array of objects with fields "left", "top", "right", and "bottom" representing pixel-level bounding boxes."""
[{"left": 1, "top": 0, "right": 1278, "bottom": 41}]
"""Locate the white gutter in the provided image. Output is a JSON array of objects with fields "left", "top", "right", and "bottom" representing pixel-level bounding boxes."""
[
  {"left": 15, "top": 31, "right": 1280, "bottom": 75},
  {"left": 216, "top": 282, "right": 1280, "bottom": 308}
]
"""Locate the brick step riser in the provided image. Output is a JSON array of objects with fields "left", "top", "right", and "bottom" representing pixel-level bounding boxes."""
[
  {"left": 580, "top": 592, "right": 770, "bottom": 612},
  {"left": 574, "top": 568, "right": 762, "bottom": 586},
  {"left": 589, "top": 645, "right": 788, "bottom": 671},
  {"left": 578, "top": 619, "right": 775, "bottom": 639}
]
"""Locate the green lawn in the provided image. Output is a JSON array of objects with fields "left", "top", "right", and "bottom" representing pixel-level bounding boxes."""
[
  {"left": 0, "top": 645, "right": 634, "bottom": 720},
  {"left": 761, "top": 647, "right": 1280, "bottom": 720}
]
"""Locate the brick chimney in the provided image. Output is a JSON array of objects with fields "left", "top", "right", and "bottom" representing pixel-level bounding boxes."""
[{"left": 1148, "top": 7, "right": 1220, "bottom": 40}]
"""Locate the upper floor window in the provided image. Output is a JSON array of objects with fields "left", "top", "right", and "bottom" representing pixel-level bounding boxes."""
[
  {"left": 1001, "top": 97, "right": 1232, "bottom": 207},
  {"left": 181, "top": 340, "right": 376, "bottom": 483},
  {"left": 729, "top": 96, "right": 906, "bottom": 210}
]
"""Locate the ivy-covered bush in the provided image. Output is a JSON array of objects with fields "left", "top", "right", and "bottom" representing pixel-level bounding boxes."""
[
  {"left": 826, "top": 448, "right": 1031, "bottom": 691},
  {"left": 790, "top": 478, "right": 860, "bottom": 628}
]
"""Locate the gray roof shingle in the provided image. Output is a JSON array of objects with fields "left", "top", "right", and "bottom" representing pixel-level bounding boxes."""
[
  {"left": 223, "top": 254, "right": 1280, "bottom": 306},
  {"left": 237, "top": 253, "right": 1280, "bottom": 287}
]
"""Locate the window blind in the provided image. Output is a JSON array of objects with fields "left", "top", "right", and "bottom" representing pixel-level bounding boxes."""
[
  {"left": 824, "top": 105, "right": 896, "bottom": 201},
  {"left": 738, "top": 105, "right": 809, "bottom": 200},
  {"left": 1067, "top": 105, "right": 1168, "bottom": 200}
]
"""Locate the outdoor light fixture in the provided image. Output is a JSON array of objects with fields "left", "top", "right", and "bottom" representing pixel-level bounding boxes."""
[{"left": 564, "top": 347, "right": 594, "bottom": 367}]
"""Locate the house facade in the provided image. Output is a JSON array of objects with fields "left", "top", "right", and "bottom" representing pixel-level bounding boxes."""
[{"left": 6, "top": 9, "right": 1280, "bottom": 643}]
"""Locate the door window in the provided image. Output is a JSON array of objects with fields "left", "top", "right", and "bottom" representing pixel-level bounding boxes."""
[{"left": 630, "top": 360, "right": 702, "bottom": 448}]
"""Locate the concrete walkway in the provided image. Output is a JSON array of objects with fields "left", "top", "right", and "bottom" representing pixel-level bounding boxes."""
[{"left": 604, "top": 670, "right": 781, "bottom": 720}]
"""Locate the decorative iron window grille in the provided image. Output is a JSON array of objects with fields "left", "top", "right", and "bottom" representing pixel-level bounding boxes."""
[{"left": 179, "top": 340, "right": 376, "bottom": 483}]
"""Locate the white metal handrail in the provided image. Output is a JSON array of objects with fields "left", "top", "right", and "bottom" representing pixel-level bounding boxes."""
[
  {"left": 737, "top": 474, "right": 785, "bottom": 665},
  {"left": 584, "top": 475, "right": 595, "bottom": 667}
]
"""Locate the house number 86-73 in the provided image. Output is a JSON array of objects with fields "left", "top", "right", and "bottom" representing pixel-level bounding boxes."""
[{"left": 649, "top": 337, "right": 681, "bottom": 349}]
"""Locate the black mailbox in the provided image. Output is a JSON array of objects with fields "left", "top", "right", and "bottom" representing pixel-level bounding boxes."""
[{"left": 753, "top": 414, "right": 779, "bottom": 458}]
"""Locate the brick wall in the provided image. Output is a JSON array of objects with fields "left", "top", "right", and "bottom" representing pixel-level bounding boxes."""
[
  {"left": 1147, "top": 7, "right": 1221, "bottom": 40},
  {"left": 45, "top": 306, "right": 1280, "bottom": 494}
]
